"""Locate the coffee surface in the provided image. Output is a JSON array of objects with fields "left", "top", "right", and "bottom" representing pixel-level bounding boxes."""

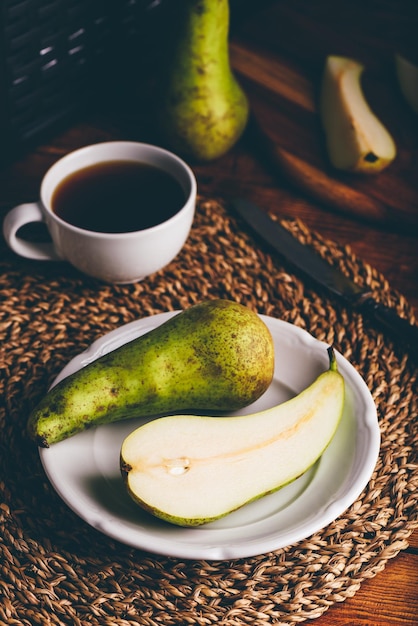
[{"left": 51, "top": 160, "right": 186, "bottom": 233}]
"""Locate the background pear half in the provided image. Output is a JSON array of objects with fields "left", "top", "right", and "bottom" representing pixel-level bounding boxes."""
[
  {"left": 120, "top": 347, "right": 345, "bottom": 526},
  {"left": 28, "top": 300, "right": 274, "bottom": 447},
  {"left": 320, "top": 55, "right": 396, "bottom": 173},
  {"left": 156, "top": 0, "right": 249, "bottom": 161}
]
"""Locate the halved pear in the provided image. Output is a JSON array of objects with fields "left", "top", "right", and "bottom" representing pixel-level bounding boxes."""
[
  {"left": 320, "top": 55, "right": 396, "bottom": 173},
  {"left": 120, "top": 347, "right": 345, "bottom": 526}
]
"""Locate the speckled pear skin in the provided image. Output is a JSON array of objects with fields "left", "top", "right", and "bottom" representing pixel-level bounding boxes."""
[
  {"left": 28, "top": 300, "right": 274, "bottom": 447},
  {"left": 157, "top": 0, "right": 249, "bottom": 161}
]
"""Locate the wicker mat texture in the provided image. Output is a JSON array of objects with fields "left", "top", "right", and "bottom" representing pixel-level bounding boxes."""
[{"left": 0, "top": 197, "right": 417, "bottom": 626}]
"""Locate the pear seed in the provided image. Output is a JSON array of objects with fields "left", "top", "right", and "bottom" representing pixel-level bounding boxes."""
[{"left": 165, "top": 458, "right": 191, "bottom": 475}]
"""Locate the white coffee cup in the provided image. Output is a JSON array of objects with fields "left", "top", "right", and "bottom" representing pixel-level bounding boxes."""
[{"left": 2, "top": 141, "right": 197, "bottom": 283}]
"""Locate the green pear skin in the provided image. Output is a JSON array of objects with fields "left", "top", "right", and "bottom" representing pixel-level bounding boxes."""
[
  {"left": 28, "top": 300, "right": 274, "bottom": 447},
  {"left": 120, "top": 347, "right": 344, "bottom": 526},
  {"left": 157, "top": 0, "right": 249, "bottom": 161}
]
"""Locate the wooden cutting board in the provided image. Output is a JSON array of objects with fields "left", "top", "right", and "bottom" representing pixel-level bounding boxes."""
[{"left": 229, "top": 1, "right": 418, "bottom": 230}]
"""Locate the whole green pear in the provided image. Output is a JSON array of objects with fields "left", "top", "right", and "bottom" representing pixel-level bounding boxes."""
[
  {"left": 28, "top": 300, "right": 274, "bottom": 447},
  {"left": 156, "top": 0, "right": 249, "bottom": 161}
]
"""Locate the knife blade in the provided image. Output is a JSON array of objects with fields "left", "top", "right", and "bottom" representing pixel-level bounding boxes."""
[{"left": 232, "top": 197, "right": 418, "bottom": 353}]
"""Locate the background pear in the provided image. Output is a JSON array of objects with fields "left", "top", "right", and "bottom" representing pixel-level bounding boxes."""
[
  {"left": 28, "top": 300, "right": 274, "bottom": 447},
  {"left": 156, "top": 0, "right": 249, "bottom": 161},
  {"left": 320, "top": 55, "right": 396, "bottom": 173},
  {"left": 120, "top": 347, "right": 344, "bottom": 526}
]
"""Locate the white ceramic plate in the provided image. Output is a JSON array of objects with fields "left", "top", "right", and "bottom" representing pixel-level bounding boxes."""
[{"left": 40, "top": 312, "right": 380, "bottom": 560}]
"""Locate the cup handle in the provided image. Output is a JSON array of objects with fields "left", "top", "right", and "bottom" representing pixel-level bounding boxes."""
[{"left": 3, "top": 202, "right": 61, "bottom": 261}]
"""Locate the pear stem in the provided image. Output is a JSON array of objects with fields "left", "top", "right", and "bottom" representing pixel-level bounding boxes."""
[{"left": 327, "top": 346, "right": 338, "bottom": 372}]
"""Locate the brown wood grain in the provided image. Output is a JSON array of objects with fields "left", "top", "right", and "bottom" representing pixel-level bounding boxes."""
[
  {"left": 229, "top": 38, "right": 418, "bottom": 230},
  {"left": 313, "top": 551, "right": 418, "bottom": 625}
]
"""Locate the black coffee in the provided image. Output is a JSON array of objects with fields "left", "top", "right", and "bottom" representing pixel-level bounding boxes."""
[{"left": 51, "top": 160, "right": 186, "bottom": 233}]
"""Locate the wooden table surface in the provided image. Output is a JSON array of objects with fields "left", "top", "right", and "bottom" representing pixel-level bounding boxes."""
[{"left": 0, "top": 1, "right": 416, "bottom": 624}]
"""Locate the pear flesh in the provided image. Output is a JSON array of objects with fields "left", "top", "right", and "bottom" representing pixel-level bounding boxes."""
[
  {"left": 120, "top": 347, "right": 345, "bottom": 526},
  {"left": 28, "top": 300, "right": 274, "bottom": 447},
  {"left": 157, "top": 0, "right": 249, "bottom": 161},
  {"left": 320, "top": 55, "right": 396, "bottom": 173}
]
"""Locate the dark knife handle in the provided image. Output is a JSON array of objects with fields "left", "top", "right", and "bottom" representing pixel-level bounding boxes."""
[{"left": 360, "top": 297, "right": 418, "bottom": 353}]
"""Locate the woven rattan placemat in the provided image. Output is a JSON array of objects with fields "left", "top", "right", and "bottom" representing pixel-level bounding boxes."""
[{"left": 1, "top": 197, "right": 417, "bottom": 625}]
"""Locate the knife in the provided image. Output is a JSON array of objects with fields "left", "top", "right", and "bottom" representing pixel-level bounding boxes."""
[{"left": 232, "top": 197, "right": 418, "bottom": 353}]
